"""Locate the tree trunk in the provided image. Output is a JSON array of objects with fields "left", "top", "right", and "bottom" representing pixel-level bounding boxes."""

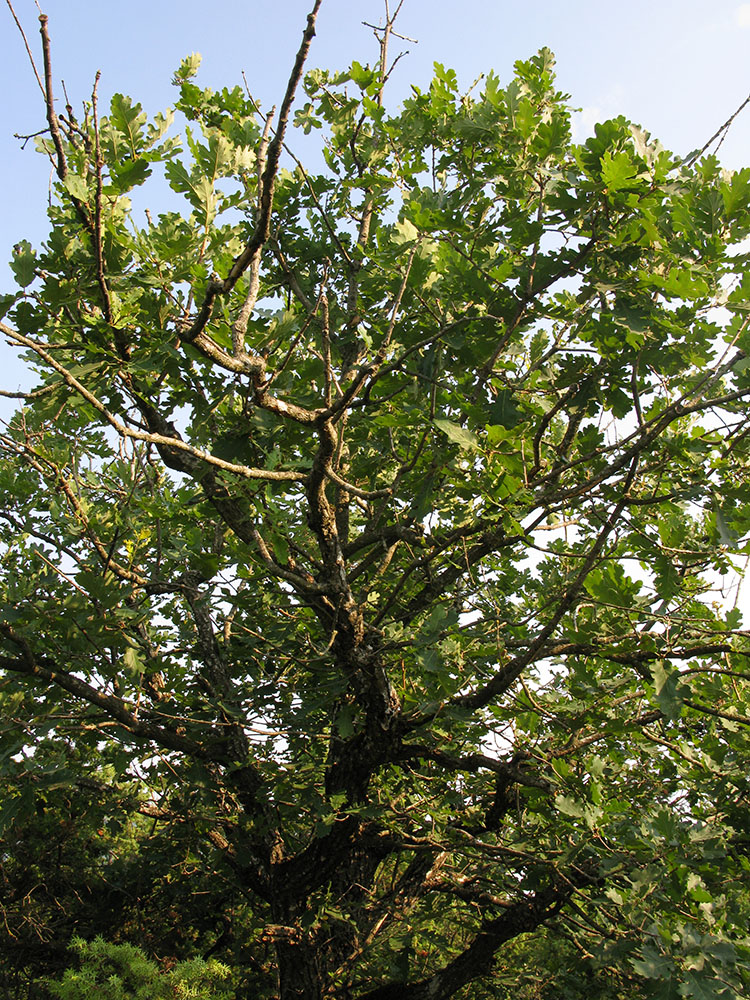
[{"left": 272, "top": 928, "right": 323, "bottom": 1000}]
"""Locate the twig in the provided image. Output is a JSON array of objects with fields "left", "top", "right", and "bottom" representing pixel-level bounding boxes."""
[
  {"left": 684, "top": 91, "right": 750, "bottom": 167},
  {"left": 231, "top": 106, "right": 276, "bottom": 356},
  {"left": 90, "top": 71, "right": 114, "bottom": 326},
  {"left": 4, "top": 0, "right": 45, "bottom": 96},
  {"left": 265, "top": 281, "right": 328, "bottom": 387},
  {"left": 320, "top": 285, "right": 333, "bottom": 407},
  {"left": 12, "top": 127, "right": 49, "bottom": 149}
]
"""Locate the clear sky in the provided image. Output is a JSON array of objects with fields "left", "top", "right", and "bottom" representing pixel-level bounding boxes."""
[{"left": 2, "top": 0, "right": 750, "bottom": 399}]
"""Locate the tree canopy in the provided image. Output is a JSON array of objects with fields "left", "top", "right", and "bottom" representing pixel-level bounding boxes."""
[{"left": 2, "top": 3, "right": 750, "bottom": 999}]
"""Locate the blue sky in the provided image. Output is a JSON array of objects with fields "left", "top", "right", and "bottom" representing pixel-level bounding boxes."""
[{"left": 2, "top": 0, "right": 750, "bottom": 399}]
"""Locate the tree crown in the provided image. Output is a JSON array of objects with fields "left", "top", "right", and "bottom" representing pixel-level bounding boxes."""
[{"left": 2, "top": 4, "right": 750, "bottom": 999}]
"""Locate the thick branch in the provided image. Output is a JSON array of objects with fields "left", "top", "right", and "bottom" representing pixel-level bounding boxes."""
[{"left": 358, "top": 878, "right": 580, "bottom": 1000}]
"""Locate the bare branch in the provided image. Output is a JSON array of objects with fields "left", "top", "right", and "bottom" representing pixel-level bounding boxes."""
[
  {"left": 4, "top": 0, "right": 45, "bottom": 96},
  {"left": 231, "top": 107, "right": 275, "bottom": 357},
  {"left": 684, "top": 90, "right": 750, "bottom": 166},
  {"left": 183, "top": 0, "right": 323, "bottom": 345},
  {"left": 37, "top": 12, "right": 66, "bottom": 179}
]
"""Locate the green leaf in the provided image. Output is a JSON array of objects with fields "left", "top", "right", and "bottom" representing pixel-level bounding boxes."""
[
  {"left": 108, "top": 157, "right": 151, "bottom": 193},
  {"left": 554, "top": 794, "right": 586, "bottom": 818},
  {"left": 164, "top": 160, "right": 216, "bottom": 217},
  {"left": 335, "top": 704, "right": 354, "bottom": 738},
  {"left": 600, "top": 150, "right": 639, "bottom": 192},
  {"left": 631, "top": 944, "right": 673, "bottom": 979},
  {"left": 123, "top": 646, "right": 145, "bottom": 678},
  {"left": 192, "top": 553, "right": 220, "bottom": 580},
  {"left": 10, "top": 241, "right": 36, "bottom": 287},
  {"left": 486, "top": 390, "right": 520, "bottom": 428},
  {"left": 109, "top": 93, "right": 147, "bottom": 156},
  {"left": 714, "top": 501, "right": 738, "bottom": 547},
  {"left": 652, "top": 661, "right": 687, "bottom": 721},
  {"left": 433, "top": 418, "right": 478, "bottom": 450},
  {"left": 0, "top": 793, "right": 25, "bottom": 835},
  {"left": 172, "top": 52, "right": 202, "bottom": 84},
  {"left": 392, "top": 218, "right": 419, "bottom": 245},
  {"left": 62, "top": 173, "right": 89, "bottom": 201},
  {"left": 349, "top": 61, "right": 377, "bottom": 90},
  {"left": 681, "top": 972, "right": 729, "bottom": 1000}
]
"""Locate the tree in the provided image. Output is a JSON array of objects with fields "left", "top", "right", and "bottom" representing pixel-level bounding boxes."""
[{"left": 2, "top": 2, "right": 750, "bottom": 997}]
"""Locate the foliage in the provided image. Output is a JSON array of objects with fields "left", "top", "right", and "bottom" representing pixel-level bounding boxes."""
[
  {"left": 2, "top": 3, "right": 750, "bottom": 999},
  {"left": 0, "top": 750, "right": 263, "bottom": 998},
  {"left": 47, "top": 938, "right": 232, "bottom": 1000}
]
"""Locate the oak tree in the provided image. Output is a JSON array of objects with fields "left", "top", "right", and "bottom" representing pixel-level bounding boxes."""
[{"left": 2, "top": 3, "right": 750, "bottom": 998}]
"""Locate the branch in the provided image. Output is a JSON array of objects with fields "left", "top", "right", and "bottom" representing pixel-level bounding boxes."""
[
  {"left": 683, "top": 698, "right": 750, "bottom": 728},
  {"left": 533, "top": 347, "right": 750, "bottom": 512},
  {"left": 181, "top": 328, "right": 267, "bottom": 376},
  {"left": 251, "top": 526, "right": 334, "bottom": 596},
  {"left": 0, "top": 323, "right": 306, "bottom": 483},
  {"left": 684, "top": 91, "right": 750, "bottom": 167},
  {"left": 38, "top": 12, "right": 66, "bottom": 179},
  {"left": 381, "top": 520, "right": 514, "bottom": 629},
  {"left": 396, "top": 744, "right": 552, "bottom": 792},
  {"left": 5, "top": 0, "right": 45, "bottom": 96},
  {"left": 183, "top": 0, "right": 323, "bottom": 344},
  {"left": 450, "top": 458, "right": 640, "bottom": 716},
  {"left": 231, "top": 108, "right": 275, "bottom": 357},
  {"left": 0, "top": 625, "right": 204, "bottom": 756},
  {"left": 90, "top": 71, "right": 115, "bottom": 328},
  {"left": 0, "top": 433, "right": 152, "bottom": 587},
  {"left": 358, "top": 877, "right": 581, "bottom": 1000},
  {"left": 318, "top": 245, "right": 418, "bottom": 425},
  {"left": 472, "top": 236, "right": 598, "bottom": 399}
]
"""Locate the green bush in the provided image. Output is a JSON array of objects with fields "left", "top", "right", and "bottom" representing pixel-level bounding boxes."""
[{"left": 47, "top": 938, "right": 234, "bottom": 1000}]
